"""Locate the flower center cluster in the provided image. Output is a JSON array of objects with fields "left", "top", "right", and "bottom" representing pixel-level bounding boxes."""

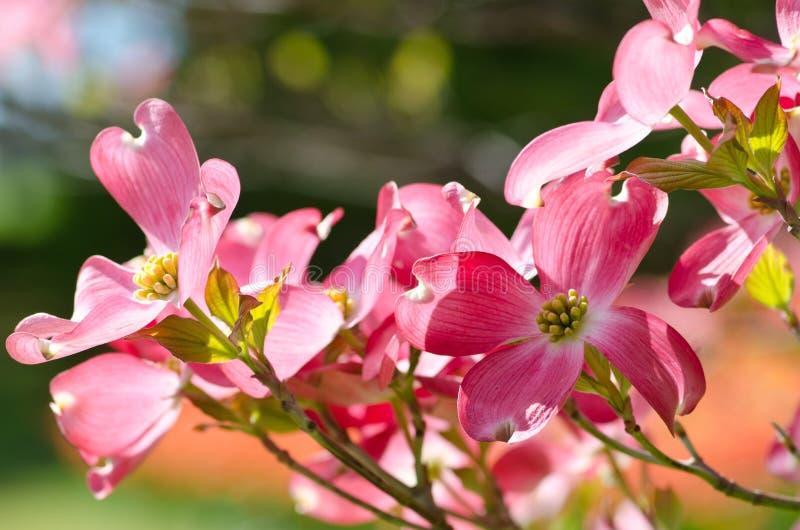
[
  {"left": 536, "top": 289, "right": 587, "bottom": 342},
  {"left": 133, "top": 252, "right": 179, "bottom": 302},
  {"left": 324, "top": 287, "right": 355, "bottom": 319},
  {"left": 749, "top": 167, "right": 790, "bottom": 214}
]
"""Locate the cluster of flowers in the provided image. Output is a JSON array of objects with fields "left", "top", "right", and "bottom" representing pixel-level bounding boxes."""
[{"left": 12, "top": 0, "right": 800, "bottom": 528}]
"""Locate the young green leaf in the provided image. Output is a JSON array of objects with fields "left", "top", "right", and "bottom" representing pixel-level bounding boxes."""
[
  {"left": 749, "top": 81, "right": 788, "bottom": 182},
  {"left": 654, "top": 487, "right": 683, "bottom": 530},
  {"left": 205, "top": 265, "right": 241, "bottom": 328},
  {"left": 745, "top": 244, "right": 794, "bottom": 310},
  {"left": 248, "top": 267, "right": 290, "bottom": 353},
  {"left": 623, "top": 158, "right": 733, "bottom": 192},
  {"left": 233, "top": 395, "right": 298, "bottom": 433},
  {"left": 130, "top": 315, "right": 239, "bottom": 363}
]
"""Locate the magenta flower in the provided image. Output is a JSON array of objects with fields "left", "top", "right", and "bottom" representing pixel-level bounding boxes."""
[
  {"left": 396, "top": 174, "right": 705, "bottom": 442},
  {"left": 7, "top": 99, "right": 240, "bottom": 364}
]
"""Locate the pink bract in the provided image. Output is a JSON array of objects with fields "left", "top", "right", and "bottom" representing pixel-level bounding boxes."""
[
  {"left": 396, "top": 174, "right": 705, "bottom": 442},
  {"left": 50, "top": 352, "right": 182, "bottom": 499},
  {"left": 7, "top": 99, "right": 241, "bottom": 365}
]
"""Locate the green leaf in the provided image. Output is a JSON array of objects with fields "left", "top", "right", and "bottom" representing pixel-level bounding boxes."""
[
  {"left": 749, "top": 81, "right": 788, "bottom": 181},
  {"left": 707, "top": 139, "right": 750, "bottom": 184},
  {"left": 248, "top": 281, "right": 283, "bottom": 353},
  {"left": 584, "top": 343, "right": 610, "bottom": 382},
  {"left": 711, "top": 95, "right": 752, "bottom": 149},
  {"left": 130, "top": 315, "right": 239, "bottom": 363},
  {"left": 205, "top": 265, "right": 240, "bottom": 328},
  {"left": 452, "top": 468, "right": 483, "bottom": 495},
  {"left": 653, "top": 487, "right": 682, "bottom": 530},
  {"left": 623, "top": 158, "right": 734, "bottom": 192},
  {"left": 745, "top": 244, "right": 794, "bottom": 309},
  {"left": 183, "top": 386, "right": 241, "bottom": 424},
  {"left": 234, "top": 395, "right": 298, "bottom": 433}
]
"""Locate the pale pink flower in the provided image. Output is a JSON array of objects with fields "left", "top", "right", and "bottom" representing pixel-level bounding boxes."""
[
  {"left": 613, "top": 0, "right": 701, "bottom": 125},
  {"left": 191, "top": 208, "right": 346, "bottom": 395},
  {"left": 7, "top": 99, "right": 240, "bottom": 364},
  {"left": 396, "top": 174, "right": 705, "bottom": 442},
  {"left": 0, "top": 0, "right": 78, "bottom": 72},
  {"left": 50, "top": 351, "right": 182, "bottom": 499},
  {"left": 697, "top": 0, "right": 800, "bottom": 69},
  {"left": 592, "top": 500, "right": 655, "bottom": 530}
]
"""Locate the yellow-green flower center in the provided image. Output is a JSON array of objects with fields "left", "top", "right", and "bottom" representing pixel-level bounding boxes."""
[
  {"left": 324, "top": 286, "right": 355, "bottom": 319},
  {"left": 133, "top": 252, "right": 179, "bottom": 302},
  {"left": 536, "top": 289, "right": 587, "bottom": 343}
]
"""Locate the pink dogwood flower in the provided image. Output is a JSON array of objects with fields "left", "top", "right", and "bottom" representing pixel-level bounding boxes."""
[
  {"left": 396, "top": 173, "right": 705, "bottom": 442},
  {"left": 613, "top": 0, "right": 701, "bottom": 125},
  {"left": 768, "top": 399, "right": 800, "bottom": 482},
  {"left": 191, "top": 208, "right": 346, "bottom": 396},
  {"left": 668, "top": 135, "right": 800, "bottom": 310},
  {"left": 7, "top": 99, "right": 240, "bottom": 365},
  {"left": 50, "top": 351, "right": 182, "bottom": 499},
  {"left": 504, "top": 81, "right": 718, "bottom": 208},
  {"left": 697, "top": 0, "right": 800, "bottom": 69}
]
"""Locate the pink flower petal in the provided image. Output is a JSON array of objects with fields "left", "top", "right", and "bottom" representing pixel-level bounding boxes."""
[
  {"left": 251, "top": 208, "right": 342, "bottom": 287},
  {"left": 50, "top": 353, "right": 181, "bottom": 457},
  {"left": 380, "top": 182, "right": 463, "bottom": 286},
  {"left": 265, "top": 286, "right": 344, "bottom": 381},
  {"left": 653, "top": 90, "right": 720, "bottom": 131},
  {"left": 395, "top": 252, "right": 542, "bottom": 356},
  {"left": 90, "top": 99, "right": 201, "bottom": 254},
  {"left": 328, "top": 209, "right": 412, "bottom": 327},
  {"left": 289, "top": 454, "right": 394, "bottom": 524},
  {"left": 505, "top": 120, "right": 651, "bottom": 208},
  {"left": 510, "top": 208, "right": 537, "bottom": 274},
  {"left": 84, "top": 403, "right": 181, "bottom": 499},
  {"left": 700, "top": 186, "right": 760, "bottom": 225},
  {"left": 7, "top": 256, "right": 165, "bottom": 364},
  {"left": 708, "top": 63, "right": 800, "bottom": 117},
  {"left": 669, "top": 218, "right": 781, "bottom": 310},
  {"left": 768, "top": 401, "right": 800, "bottom": 481},
  {"left": 533, "top": 174, "right": 668, "bottom": 309},
  {"left": 216, "top": 214, "right": 278, "bottom": 285},
  {"left": 613, "top": 19, "right": 696, "bottom": 125},
  {"left": 458, "top": 337, "right": 584, "bottom": 442},
  {"left": 443, "top": 182, "right": 532, "bottom": 278},
  {"left": 698, "top": 19, "right": 795, "bottom": 66},
  {"left": 643, "top": 0, "right": 699, "bottom": 35},
  {"left": 189, "top": 360, "right": 270, "bottom": 398},
  {"left": 178, "top": 159, "right": 241, "bottom": 302},
  {"left": 586, "top": 306, "right": 705, "bottom": 430},
  {"left": 778, "top": 0, "right": 800, "bottom": 48},
  {"left": 363, "top": 315, "right": 404, "bottom": 388}
]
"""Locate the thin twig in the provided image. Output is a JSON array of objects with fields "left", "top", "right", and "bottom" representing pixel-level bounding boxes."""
[{"left": 258, "top": 433, "right": 431, "bottom": 530}]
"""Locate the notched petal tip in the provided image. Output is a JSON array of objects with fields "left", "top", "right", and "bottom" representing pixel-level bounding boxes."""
[
  {"left": 316, "top": 208, "right": 344, "bottom": 241},
  {"left": 120, "top": 129, "right": 146, "bottom": 148},
  {"left": 206, "top": 192, "right": 226, "bottom": 211},
  {"left": 403, "top": 278, "right": 434, "bottom": 303}
]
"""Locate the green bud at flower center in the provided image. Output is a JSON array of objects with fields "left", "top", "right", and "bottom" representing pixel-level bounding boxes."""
[
  {"left": 133, "top": 252, "right": 179, "bottom": 302},
  {"left": 536, "top": 289, "right": 588, "bottom": 343}
]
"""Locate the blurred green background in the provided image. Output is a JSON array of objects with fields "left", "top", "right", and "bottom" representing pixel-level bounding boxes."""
[{"left": 0, "top": 0, "right": 795, "bottom": 528}]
